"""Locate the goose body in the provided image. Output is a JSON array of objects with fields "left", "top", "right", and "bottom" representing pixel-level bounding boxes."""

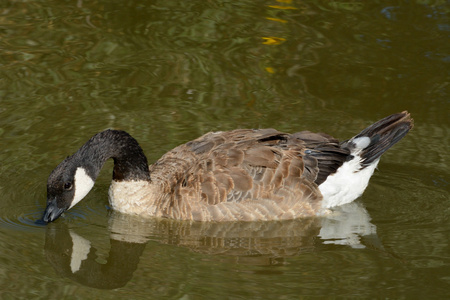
[{"left": 43, "top": 112, "right": 413, "bottom": 223}]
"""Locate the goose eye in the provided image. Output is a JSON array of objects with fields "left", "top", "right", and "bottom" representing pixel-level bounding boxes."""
[{"left": 64, "top": 182, "right": 73, "bottom": 190}]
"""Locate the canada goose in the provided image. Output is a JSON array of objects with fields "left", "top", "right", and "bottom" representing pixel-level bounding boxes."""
[{"left": 42, "top": 111, "right": 413, "bottom": 223}]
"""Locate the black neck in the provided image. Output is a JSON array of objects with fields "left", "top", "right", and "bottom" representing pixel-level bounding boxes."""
[{"left": 75, "top": 130, "right": 151, "bottom": 182}]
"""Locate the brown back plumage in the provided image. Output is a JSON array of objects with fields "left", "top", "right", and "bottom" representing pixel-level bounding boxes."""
[{"left": 147, "top": 128, "right": 349, "bottom": 221}]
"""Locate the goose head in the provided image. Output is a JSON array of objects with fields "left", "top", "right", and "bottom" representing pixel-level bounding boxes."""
[
  {"left": 43, "top": 157, "right": 96, "bottom": 222},
  {"left": 42, "top": 130, "right": 151, "bottom": 223}
]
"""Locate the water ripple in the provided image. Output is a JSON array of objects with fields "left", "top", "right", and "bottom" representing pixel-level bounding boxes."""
[
  {"left": 0, "top": 201, "right": 108, "bottom": 231},
  {"left": 0, "top": 209, "right": 46, "bottom": 232}
]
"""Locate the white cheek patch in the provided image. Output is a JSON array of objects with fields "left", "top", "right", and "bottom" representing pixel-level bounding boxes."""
[
  {"left": 69, "top": 230, "right": 91, "bottom": 273},
  {"left": 70, "top": 167, "right": 95, "bottom": 209}
]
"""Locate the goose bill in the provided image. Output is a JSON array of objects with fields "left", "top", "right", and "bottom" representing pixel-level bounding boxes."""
[{"left": 42, "top": 198, "right": 66, "bottom": 223}]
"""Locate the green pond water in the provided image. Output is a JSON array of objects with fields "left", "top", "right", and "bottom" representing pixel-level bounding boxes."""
[{"left": 0, "top": 0, "right": 449, "bottom": 299}]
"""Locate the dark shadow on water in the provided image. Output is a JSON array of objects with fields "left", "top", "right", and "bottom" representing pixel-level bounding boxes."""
[
  {"left": 43, "top": 202, "right": 384, "bottom": 289},
  {"left": 45, "top": 223, "right": 146, "bottom": 289}
]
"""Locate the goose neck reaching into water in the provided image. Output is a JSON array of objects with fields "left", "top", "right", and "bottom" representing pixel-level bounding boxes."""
[
  {"left": 77, "top": 129, "right": 151, "bottom": 182},
  {"left": 43, "top": 130, "right": 151, "bottom": 223}
]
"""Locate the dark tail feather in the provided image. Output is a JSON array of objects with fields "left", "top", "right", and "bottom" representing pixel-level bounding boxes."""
[{"left": 342, "top": 111, "right": 413, "bottom": 166}]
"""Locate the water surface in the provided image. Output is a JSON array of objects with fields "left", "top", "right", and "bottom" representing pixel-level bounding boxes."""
[{"left": 0, "top": 1, "right": 449, "bottom": 298}]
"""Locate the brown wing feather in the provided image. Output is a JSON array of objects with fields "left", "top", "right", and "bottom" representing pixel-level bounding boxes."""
[{"left": 149, "top": 129, "right": 349, "bottom": 221}]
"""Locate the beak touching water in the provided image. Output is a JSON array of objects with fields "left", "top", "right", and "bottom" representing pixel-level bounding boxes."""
[{"left": 42, "top": 198, "right": 66, "bottom": 223}]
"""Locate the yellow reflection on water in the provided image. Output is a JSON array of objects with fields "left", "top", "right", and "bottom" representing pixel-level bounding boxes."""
[
  {"left": 266, "top": 17, "right": 288, "bottom": 23},
  {"left": 268, "top": 5, "right": 298, "bottom": 10},
  {"left": 261, "top": 36, "right": 287, "bottom": 45}
]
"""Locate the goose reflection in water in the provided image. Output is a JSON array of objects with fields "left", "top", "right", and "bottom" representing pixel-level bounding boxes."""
[{"left": 44, "top": 201, "right": 379, "bottom": 289}]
